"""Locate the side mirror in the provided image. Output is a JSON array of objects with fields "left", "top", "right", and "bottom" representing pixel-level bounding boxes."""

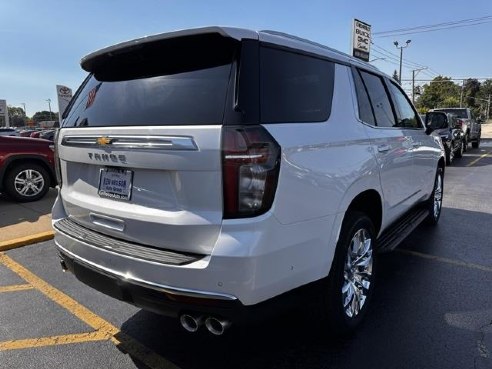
[
  {"left": 426, "top": 112, "right": 448, "bottom": 129},
  {"left": 425, "top": 126, "right": 434, "bottom": 135}
]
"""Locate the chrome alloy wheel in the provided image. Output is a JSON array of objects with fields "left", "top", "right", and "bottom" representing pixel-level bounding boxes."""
[
  {"left": 342, "top": 228, "right": 373, "bottom": 318},
  {"left": 433, "top": 173, "right": 443, "bottom": 219},
  {"left": 14, "top": 169, "right": 45, "bottom": 197}
]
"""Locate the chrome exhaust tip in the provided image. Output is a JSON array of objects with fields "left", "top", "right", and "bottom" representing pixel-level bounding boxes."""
[
  {"left": 205, "top": 317, "right": 231, "bottom": 336},
  {"left": 180, "top": 314, "right": 203, "bottom": 333}
]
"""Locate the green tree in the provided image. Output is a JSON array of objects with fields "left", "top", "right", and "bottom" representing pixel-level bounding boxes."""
[
  {"left": 462, "top": 79, "right": 481, "bottom": 116},
  {"left": 392, "top": 70, "right": 399, "bottom": 83},
  {"left": 32, "top": 110, "right": 57, "bottom": 123},
  {"left": 441, "top": 96, "right": 460, "bottom": 108},
  {"left": 476, "top": 80, "right": 492, "bottom": 119},
  {"left": 415, "top": 76, "right": 460, "bottom": 110},
  {"left": 7, "top": 106, "right": 27, "bottom": 127}
]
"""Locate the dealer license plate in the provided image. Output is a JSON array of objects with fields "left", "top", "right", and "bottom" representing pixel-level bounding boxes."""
[{"left": 98, "top": 168, "right": 133, "bottom": 200}]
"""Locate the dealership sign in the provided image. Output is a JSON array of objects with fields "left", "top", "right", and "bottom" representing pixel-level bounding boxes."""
[
  {"left": 56, "top": 84, "right": 73, "bottom": 122},
  {"left": 352, "top": 19, "right": 371, "bottom": 62}
]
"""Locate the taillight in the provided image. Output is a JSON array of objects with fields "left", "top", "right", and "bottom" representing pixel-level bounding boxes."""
[
  {"left": 222, "top": 126, "right": 280, "bottom": 219},
  {"left": 53, "top": 129, "right": 62, "bottom": 187},
  {"left": 456, "top": 119, "right": 463, "bottom": 128}
]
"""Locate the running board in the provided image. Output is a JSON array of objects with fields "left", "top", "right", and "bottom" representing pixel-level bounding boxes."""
[{"left": 377, "top": 208, "right": 429, "bottom": 253}]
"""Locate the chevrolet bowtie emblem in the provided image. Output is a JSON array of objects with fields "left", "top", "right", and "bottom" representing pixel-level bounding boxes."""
[{"left": 96, "top": 136, "right": 113, "bottom": 145}]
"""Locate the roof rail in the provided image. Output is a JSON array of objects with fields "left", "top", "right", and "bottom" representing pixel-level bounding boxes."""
[
  {"left": 260, "top": 29, "right": 378, "bottom": 71},
  {"left": 261, "top": 30, "right": 351, "bottom": 58}
]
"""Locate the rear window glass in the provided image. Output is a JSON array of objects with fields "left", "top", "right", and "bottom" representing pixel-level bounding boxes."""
[
  {"left": 63, "top": 34, "right": 236, "bottom": 127},
  {"left": 260, "top": 47, "right": 334, "bottom": 123},
  {"left": 435, "top": 109, "right": 467, "bottom": 118},
  {"left": 359, "top": 71, "right": 396, "bottom": 128}
]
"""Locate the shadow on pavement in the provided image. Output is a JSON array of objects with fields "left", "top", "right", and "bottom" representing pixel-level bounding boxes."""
[
  {"left": 0, "top": 189, "right": 56, "bottom": 229},
  {"left": 115, "top": 206, "right": 492, "bottom": 369}
]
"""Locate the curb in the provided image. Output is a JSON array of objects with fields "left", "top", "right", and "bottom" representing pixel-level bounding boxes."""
[{"left": 0, "top": 231, "right": 55, "bottom": 252}]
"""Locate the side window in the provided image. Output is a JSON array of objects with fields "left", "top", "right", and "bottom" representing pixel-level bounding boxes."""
[
  {"left": 352, "top": 69, "right": 376, "bottom": 125},
  {"left": 388, "top": 82, "right": 421, "bottom": 129},
  {"left": 260, "top": 46, "right": 334, "bottom": 123},
  {"left": 359, "top": 71, "right": 396, "bottom": 128}
]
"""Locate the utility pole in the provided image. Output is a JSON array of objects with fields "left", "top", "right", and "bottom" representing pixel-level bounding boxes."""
[
  {"left": 412, "top": 67, "right": 427, "bottom": 104},
  {"left": 487, "top": 94, "right": 491, "bottom": 121},
  {"left": 21, "top": 103, "right": 27, "bottom": 117},
  {"left": 459, "top": 80, "right": 465, "bottom": 108},
  {"left": 394, "top": 40, "right": 411, "bottom": 84}
]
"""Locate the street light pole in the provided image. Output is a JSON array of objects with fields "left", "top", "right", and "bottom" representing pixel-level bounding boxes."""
[
  {"left": 46, "top": 99, "right": 52, "bottom": 119},
  {"left": 394, "top": 40, "right": 411, "bottom": 84},
  {"left": 411, "top": 67, "right": 427, "bottom": 104}
]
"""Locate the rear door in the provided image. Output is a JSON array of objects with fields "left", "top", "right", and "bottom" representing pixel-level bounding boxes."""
[
  {"left": 57, "top": 33, "right": 241, "bottom": 255},
  {"left": 352, "top": 68, "right": 415, "bottom": 224}
]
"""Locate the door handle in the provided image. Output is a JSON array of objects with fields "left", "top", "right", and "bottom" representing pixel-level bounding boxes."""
[
  {"left": 412, "top": 142, "right": 422, "bottom": 147},
  {"left": 377, "top": 144, "right": 391, "bottom": 153}
]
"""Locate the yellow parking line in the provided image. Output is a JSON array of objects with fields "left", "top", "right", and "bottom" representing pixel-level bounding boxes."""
[
  {"left": 398, "top": 249, "right": 492, "bottom": 272},
  {"left": 0, "top": 231, "right": 55, "bottom": 252},
  {"left": 0, "top": 284, "right": 33, "bottom": 293},
  {"left": 0, "top": 331, "right": 109, "bottom": 351},
  {"left": 0, "top": 253, "right": 180, "bottom": 369},
  {"left": 467, "top": 150, "right": 492, "bottom": 167}
]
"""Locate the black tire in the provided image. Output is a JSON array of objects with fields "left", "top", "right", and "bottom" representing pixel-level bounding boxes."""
[
  {"left": 455, "top": 141, "right": 464, "bottom": 158},
  {"left": 315, "top": 211, "right": 377, "bottom": 336},
  {"left": 425, "top": 167, "right": 444, "bottom": 225},
  {"left": 472, "top": 138, "right": 480, "bottom": 149},
  {"left": 3, "top": 163, "right": 50, "bottom": 202}
]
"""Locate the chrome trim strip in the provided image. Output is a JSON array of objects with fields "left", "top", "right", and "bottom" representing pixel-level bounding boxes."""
[
  {"left": 61, "top": 135, "right": 198, "bottom": 150},
  {"left": 55, "top": 241, "right": 238, "bottom": 301}
]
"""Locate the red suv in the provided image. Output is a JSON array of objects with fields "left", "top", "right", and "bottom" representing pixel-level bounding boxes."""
[{"left": 0, "top": 136, "right": 56, "bottom": 202}]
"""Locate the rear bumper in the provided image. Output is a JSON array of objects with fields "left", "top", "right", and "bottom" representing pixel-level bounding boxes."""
[
  {"left": 52, "top": 193, "right": 338, "bottom": 317},
  {"left": 57, "top": 246, "right": 319, "bottom": 323}
]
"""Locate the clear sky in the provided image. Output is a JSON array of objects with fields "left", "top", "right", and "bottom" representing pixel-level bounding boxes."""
[{"left": 1, "top": 0, "right": 491, "bottom": 117}]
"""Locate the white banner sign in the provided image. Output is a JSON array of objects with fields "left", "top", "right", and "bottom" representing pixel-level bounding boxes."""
[
  {"left": 352, "top": 19, "right": 371, "bottom": 62},
  {"left": 56, "top": 85, "right": 73, "bottom": 122},
  {"left": 0, "top": 99, "right": 9, "bottom": 127}
]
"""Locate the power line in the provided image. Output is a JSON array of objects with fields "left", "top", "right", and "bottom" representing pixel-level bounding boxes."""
[
  {"left": 373, "top": 15, "right": 492, "bottom": 36},
  {"left": 371, "top": 48, "right": 422, "bottom": 69},
  {"left": 402, "top": 78, "right": 492, "bottom": 82},
  {"left": 375, "top": 20, "right": 492, "bottom": 38},
  {"left": 372, "top": 44, "right": 429, "bottom": 69}
]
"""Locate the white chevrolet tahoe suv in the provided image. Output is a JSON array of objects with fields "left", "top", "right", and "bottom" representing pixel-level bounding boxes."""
[{"left": 52, "top": 27, "right": 445, "bottom": 336}]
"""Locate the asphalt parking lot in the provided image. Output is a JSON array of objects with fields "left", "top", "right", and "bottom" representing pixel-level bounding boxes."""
[{"left": 0, "top": 143, "right": 491, "bottom": 369}]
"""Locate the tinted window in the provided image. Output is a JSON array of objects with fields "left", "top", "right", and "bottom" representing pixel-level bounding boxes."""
[
  {"left": 63, "top": 34, "right": 236, "bottom": 127},
  {"left": 352, "top": 70, "right": 375, "bottom": 125},
  {"left": 359, "top": 71, "right": 395, "bottom": 128},
  {"left": 388, "top": 82, "right": 421, "bottom": 128},
  {"left": 260, "top": 47, "right": 334, "bottom": 123},
  {"left": 435, "top": 109, "right": 468, "bottom": 118}
]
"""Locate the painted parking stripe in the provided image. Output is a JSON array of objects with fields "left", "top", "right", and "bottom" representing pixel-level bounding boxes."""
[
  {"left": 0, "top": 253, "right": 181, "bottom": 369},
  {"left": 0, "top": 284, "right": 33, "bottom": 293},
  {"left": 0, "top": 331, "right": 108, "bottom": 351},
  {"left": 467, "top": 150, "right": 492, "bottom": 167},
  {"left": 398, "top": 249, "right": 492, "bottom": 272}
]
